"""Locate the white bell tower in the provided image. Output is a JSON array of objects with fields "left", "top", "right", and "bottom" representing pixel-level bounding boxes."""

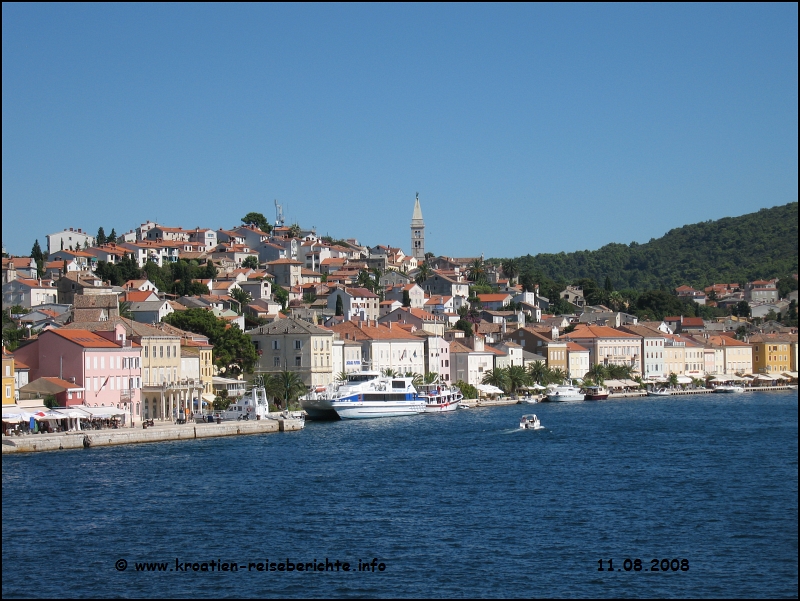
[{"left": 410, "top": 192, "right": 425, "bottom": 261}]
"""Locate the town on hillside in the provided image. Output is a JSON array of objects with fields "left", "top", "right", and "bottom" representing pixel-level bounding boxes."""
[{"left": 2, "top": 196, "right": 798, "bottom": 426}]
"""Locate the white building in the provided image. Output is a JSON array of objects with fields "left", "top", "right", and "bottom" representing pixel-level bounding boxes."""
[{"left": 46, "top": 228, "right": 95, "bottom": 254}]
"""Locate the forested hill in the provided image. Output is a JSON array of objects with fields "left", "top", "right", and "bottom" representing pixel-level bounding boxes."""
[{"left": 512, "top": 202, "right": 798, "bottom": 291}]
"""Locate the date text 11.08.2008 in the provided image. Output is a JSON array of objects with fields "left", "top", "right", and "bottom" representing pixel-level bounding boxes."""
[{"left": 598, "top": 559, "right": 689, "bottom": 572}]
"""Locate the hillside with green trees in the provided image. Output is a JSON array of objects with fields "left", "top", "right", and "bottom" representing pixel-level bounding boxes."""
[{"left": 507, "top": 203, "right": 797, "bottom": 292}]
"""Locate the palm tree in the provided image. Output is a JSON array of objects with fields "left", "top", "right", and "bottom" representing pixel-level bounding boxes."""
[
  {"left": 335, "top": 371, "right": 349, "bottom": 383},
  {"left": 415, "top": 262, "right": 432, "bottom": 285},
  {"left": 287, "top": 223, "right": 301, "bottom": 238},
  {"left": 505, "top": 365, "right": 531, "bottom": 394},
  {"left": 118, "top": 301, "right": 133, "bottom": 320},
  {"left": 501, "top": 259, "right": 520, "bottom": 285},
  {"left": 356, "top": 269, "right": 374, "bottom": 292},
  {"left": 404, "top": 372, "right": 424, "bottom": 387},
  {"left": 381, "top": 368, "right": 398, "bottom": 377},
  {"left": 424, "top": 371, "right": 439, "bottom": 384},
  {"left": 482, "top": 368, "right": 510, "bottom": 393},
  {"left": 608, "top": 291, "right": 624, "bottom": 311},
  {"left": 585, "top": 363, "right": 606, "bottom": 385},
  {"left": 371, "top": 267, "right": 384, "bottom": 300},
  {"left": 667, "top": 373, "right": 679, "bottom": 388},
  {"left": 267, "top": 371, "right": 307, "bottom": 410},
  {"left": 549, "top": 368, "right": 567, "bottom": 384},
  {"left": 527, "top": 361, "right": 548, "bottom": 385},
  {"left": 467, "top": 258, "right": 485, "bottom": 283}
]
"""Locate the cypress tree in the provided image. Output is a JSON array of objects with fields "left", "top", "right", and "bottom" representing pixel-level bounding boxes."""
[
  {"left": 335, "top": 295, "right": 343, "bottom": 316},
  {"left": 97, "top": 227, "right": 107, "bottom": 245}
]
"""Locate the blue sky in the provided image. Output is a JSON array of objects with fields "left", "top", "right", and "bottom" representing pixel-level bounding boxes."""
[{"left": 2, "top": 4, "right": 797, "bottom": 259}]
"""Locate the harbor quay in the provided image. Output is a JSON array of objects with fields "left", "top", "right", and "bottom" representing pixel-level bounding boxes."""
[{"left": 1, "top": 417, "right": 303, "bottom": 455}]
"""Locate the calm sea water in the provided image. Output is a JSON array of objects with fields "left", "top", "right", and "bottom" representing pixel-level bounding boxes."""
[{"left": 3, "top": 391, "right": 797, "bottom": 598}]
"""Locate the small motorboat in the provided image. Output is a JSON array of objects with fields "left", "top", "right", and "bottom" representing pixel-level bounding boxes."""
[
  {"left": 520, "top": 414, "right": 543, "bottom": 430},
  {"left": 648, "top": 387, "right": 673, "bottom": 397}
]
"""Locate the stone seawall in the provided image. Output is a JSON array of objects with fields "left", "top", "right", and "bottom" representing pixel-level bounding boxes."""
[{"left": 0, "top": 419, "right": 304, "bottom": 455}]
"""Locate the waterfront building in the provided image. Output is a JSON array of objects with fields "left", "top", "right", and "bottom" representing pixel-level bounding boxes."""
[
  {"left": 703, "top": 335, "right": 754, "bottom": 375},
  {"left": 565, "top": 342, "right": 590, "bottom": 380},
  {"left": 328, "top": 320, "right": 425, "bottom": 375},
  {"left": 248, "top": 317, "right": 335, "bottom": 388},
  {"left": 749, "top": 334, "right": 793, "bottom": 375},
  {"left": 619, "top": 325, "right": 666, "bottom": 380},
  {"left": 13, "top": 324, "right": 142, "bottom": 419},
  {"left": 414, "top": 331, "right": 452, "bottom": 381},
  {"left": 3, "top": 349, "right": 15, "bottom": 406},
  {"left": 562, "top": 325, "right": 642, "bottom": 375},
  {"left": 448, "top": 334, "right": 494, "bottom": 386}
]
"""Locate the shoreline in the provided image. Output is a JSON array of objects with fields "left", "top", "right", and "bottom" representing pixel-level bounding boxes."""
[{"left": 1, "top": 417, "right": 303, "bottom": 455}]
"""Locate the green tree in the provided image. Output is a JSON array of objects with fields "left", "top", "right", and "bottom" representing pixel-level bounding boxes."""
[
  {"left": 119, "top": 301, "right": 133, "bottom": 319},
  {"left": 164, "top": 309, "right": 257, "bottom": 373},
  {"left": 454, "top": 381, "right": 478, "bottom": 400},
  {"left": 108, "top": 228, "right": 117, "bottom": 243},
  {"left": 734, "top": 301, "right": 751, "bottom": 318},
  {"left": 242, "top": 255, "right": 260, "bottom": 269},
  {"left": 335, "top": 294, "right": 343, "bottom": 316},
  {"left": 96, "top": 227, "right": 107, "bottom": 246},
  {"left": 453, "top": 319, "right": 473, "bottom": 337},
  {"left": 402, "top": 289, "right": 411, "bottom": 307},
  {"left": 230, "top": 288, "right": 252, "bottom": 314},
  {"left": 502, "top": 259, "right": 520, "bottom": 284},
  {"left": 287, "top": 223, "right": 301, "bottom": 238},
  {"left": 585, "top": 363, "right": 606, "bottom": 385},
  {"left": 667, "top": 373, "right": 679, "bottom": 388},
  {"left": 273, "top": 285, "right": 289, "bottom": 311},
  {"left": 241, "top": 212, "right": 272, "bottom": 233}
]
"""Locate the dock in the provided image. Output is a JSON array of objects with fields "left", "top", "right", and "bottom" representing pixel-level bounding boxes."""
[{"left": 1, "top": 417, "right": 304, "bottom": 455}]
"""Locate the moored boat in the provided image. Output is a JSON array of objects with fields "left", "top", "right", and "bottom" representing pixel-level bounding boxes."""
[
  {"left": 545, "top": 385, "right": 584, "bottom": 402},
  {"left": 217, "top": 385, "right": 272, "bottom": 421},
  {"left": 582, "top": 386, "right": 609, "bottom": 400},
  {"left": 648, "top": 387, "right": 673, "bottom": 397},
  {"left": 714, "top": 385, "right": 745, "bottom": 393},
  {"left": 300, "top": 371, "right": 425, "bottom": 419},
  {"left": 417, "top": 383, "right": 464, "bottom": 413}
]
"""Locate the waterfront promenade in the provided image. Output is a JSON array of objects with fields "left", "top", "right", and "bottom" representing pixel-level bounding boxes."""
[{"left": 1, "top": 416, "right": 303, "bottom": 455}]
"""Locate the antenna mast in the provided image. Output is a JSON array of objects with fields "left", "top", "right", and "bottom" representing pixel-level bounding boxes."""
[{"left": 274, "top": 199, "right": 285, "bottom": 228}]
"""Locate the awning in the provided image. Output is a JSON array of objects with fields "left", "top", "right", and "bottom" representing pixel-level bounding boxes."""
[
  {"left": 604, "top": 379, "right": 625, "bottom": 389},
  {"left": 76, "top": 405, "right": 127, "bottom": 418},
  {"left": 2, "top": 410, "right": 34, "bottom": 423},
  {"left": 201, "top": 393, "right": 217, "bottom": 406},
  {"left": 622, "top": 379, "right": 641, "bottom": 387},
  {"left": 781, "top": 371, "right": 798, "bottom": 378},
  {"left": 676, "top": 376, "right": 693, "bottom": 384},
  {"left": 477, "top": 384, "right": 504, "bottom": 395},
  {"left": 32, "top": 411, "right": 69, "bottom": 421}
]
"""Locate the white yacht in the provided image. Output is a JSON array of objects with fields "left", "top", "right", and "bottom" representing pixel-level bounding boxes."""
[
  {"left": 216, "top": 385, "right": 272, "bottom": 421},
  {"left": 545, "top": 385, "right": 585, "bottom": 402},
  {"left": 300, "top": 371, "right": 425, "bottom": 419}
]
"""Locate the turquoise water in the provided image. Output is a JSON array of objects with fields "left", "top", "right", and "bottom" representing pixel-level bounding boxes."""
[{"left": 2, "top": 391, "right": 797, "bottom": 598}]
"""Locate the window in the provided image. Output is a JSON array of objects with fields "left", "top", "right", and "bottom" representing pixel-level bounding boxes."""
[
  {"left": 295, "top": 340, "right": 302, "bottom": 350},
  {"left": 167, "top": 346, "right": 170, "bottom": 358},
  {"left": 93, "top": 356, "right": 98, "bottom": 369},
  {"left": 272, "top": 340, "right": 280, "bottom": 350},
  {"left": 86, "top": 356, "right": 91, "bottom": 370},
  {"left": 160, "top": 346, "right": 164, "bottom": 358},
  {"left": 295, "top": 356, "right": 302, "bottom": 367},
  {"left": 144, "top": 346, "right": 148, "bottom": 358},
  {"left": 274, "top": 357, "right": 281, "bottom": 367}
]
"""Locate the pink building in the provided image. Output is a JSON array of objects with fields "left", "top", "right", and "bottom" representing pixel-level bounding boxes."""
[{"left": 14, "top": 323, "right": 142, "bottom": 423}]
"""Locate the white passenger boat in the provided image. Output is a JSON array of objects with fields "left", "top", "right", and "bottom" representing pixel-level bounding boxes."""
[
  {"left": 545, "top": 385, "right": 584, "bottom": 402},
  {"left": 300, "top": 371, "right": 425, "bottom": 420},
  {"left": 520, "top": 414, "right": 543, "bottom": 429},
  {"left": 417, "top": 383, "right": 464, "bottom": 413},
  {"left": 714, "top": 385, "right": 745, "bottom": 393}
]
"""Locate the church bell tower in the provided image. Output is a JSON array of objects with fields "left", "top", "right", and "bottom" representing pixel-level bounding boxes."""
[{"left": 410, "top": 192, "right": 425, "bottom": 261}]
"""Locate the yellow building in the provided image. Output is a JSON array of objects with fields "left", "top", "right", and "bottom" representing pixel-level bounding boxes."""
[
  {"left": 2, "top": 348, "right": 15, "bottom": 405},
  {"left": 750, "top": 334, "right": 792, "bottom": 375}
]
